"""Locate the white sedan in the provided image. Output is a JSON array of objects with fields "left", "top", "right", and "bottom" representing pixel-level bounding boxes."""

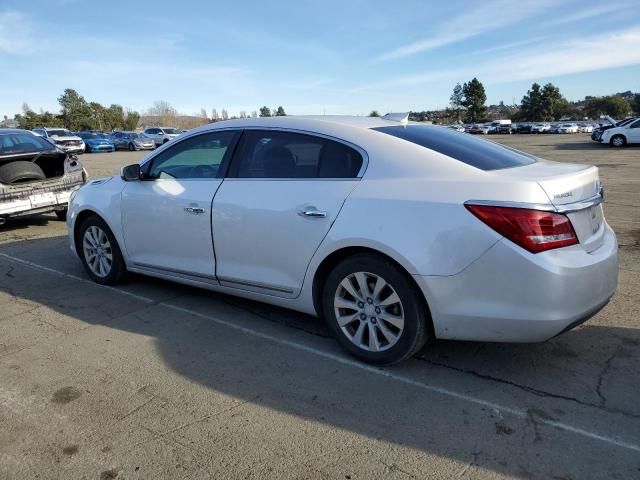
[
  {"left": 558, "top": 123, "right": 579, "bottom": 134},
  {"left": 601, "top": 118, "right": 640, "bottom": 147},
  {"left": 67, "top": 116, "right": 618, "bottom": 364}
]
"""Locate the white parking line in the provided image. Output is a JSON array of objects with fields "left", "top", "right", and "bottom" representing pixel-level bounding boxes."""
[{"left": 1, "top": 251, "right": 639, "bottom": 454}]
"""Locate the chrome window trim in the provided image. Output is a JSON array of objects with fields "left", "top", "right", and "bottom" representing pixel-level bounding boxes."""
[
  {"left": 142, "top": 126, "right": 370, "bottom": 179},
  {"left": 465, "top": 190, "right": 604, "bottom": 214}
]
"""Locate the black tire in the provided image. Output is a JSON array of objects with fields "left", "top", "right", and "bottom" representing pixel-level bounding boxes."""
[
  {"left": 610, "top": 135, "right": 626, "bottom": 148},
  {"left": 55, "top": 208, "right": 67, "bottom": 221},
  {"left": 322, "top": 253, "right": 430, "bottom": 365},
  {"left": 163, "top": 138, "right": 169, "bottom": 144},
  {"left": 128, "top": 143, "right": 135, "bottom": 151},
  {"left": 0, "top": 161, "right": 46, "bottom": 184},
  {"left": 77, "top": 216, "right": 127, "bottom": 285}
]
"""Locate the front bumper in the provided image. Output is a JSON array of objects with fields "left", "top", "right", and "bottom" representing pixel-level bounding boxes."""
[
  {"left": 417, "top": 224, "right": 618, "bottom": 342},
  {"left": 57, "top": 144, "right": 85, "bottom": 154},
  {"left": 86, "top": 144, "right": 115, "bottom": 153}
]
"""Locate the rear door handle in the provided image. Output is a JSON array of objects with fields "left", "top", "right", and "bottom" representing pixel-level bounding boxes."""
[{"left": 184, "top": 207, "right": 205, "bottom": 214}]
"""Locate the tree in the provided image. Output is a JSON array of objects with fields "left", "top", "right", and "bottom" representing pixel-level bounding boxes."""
[
  {"left": 251, "top": 111, "right": 258, "bottom": 118},
  {"left": 584, "top": 96, "right": 631, "bottom": 119},
  {"left": 200, "top": 108, "right": 208, "bottom": 120},
  {"left": 58, "top": 88, "right": 92, "bottom": 130},
  {"left": 259, "top": 106, "right": 271, "bottom": 117},
  {"left": 461, "top": 78, "right": 487, "bottom": 123},
  {"left": 449, "top": 83, "right": 464, "bottom": 121},
  {"left": 239, "top": 111, "right": 247, "bottom": 118},
  {"left": 211, "top": 108, "right": 219, "bottom": 121},
  {"left": 631, "top": 94, "right": 640, "bottom": 116},
  {"left": 221, "top": 109, "right": 229, "bottom": 120},
  {"left": 145, "top": 100, "right": 178, "bottom": 126},
  {"left": 519, "top": 83, "right": 544, "bottom": 121},
  {"left": 540, "top": 83, "right": 570, "bottom": 121},
  {"left": 368, "top": 110, "right": 381, "bottom": 117},
  {"left": 275, "top": 106, "right": 286, "bottom": 116},
  {"left": 124, "top": 110, "right": 140, "bottom": 130}
]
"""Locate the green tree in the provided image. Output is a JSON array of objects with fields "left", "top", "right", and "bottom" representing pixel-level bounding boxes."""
[
  {"left": 520, "top": 83, "right": 544, "bottom": 121},
  {"left": 449, "top": 82, "right": 465, "bottom": 121},
  {"left": 368, "top": 110, "right": 381, "bottom": 117},
  {"left": 275, "top": 106, "right": 286, "bottom": 116},
  {"left": 58, "top": 88, "right": 92, "bottom": 130},
  {"left": 584, "top": 96, "right": 631, "bottom": 119},
  {"left": 124, "top": 111, "right": 140, "bottom": 130},
  {"left": 259, "top": 106, "right": 271, "bottom": 117},
  {"left": 631, "top": 94, "right": 640, "bottom": 116},
  {"left": 104, "top": 104, "right": 125, "bottom": 131},
  {"left": 461, "top": 78, "right": 487, "bottom": 123}
]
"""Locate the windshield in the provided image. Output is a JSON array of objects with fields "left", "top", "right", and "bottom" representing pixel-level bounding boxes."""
[
  {"left": 77, "top": 132, "right": 105, "bottom": 139},
  {"left": 47, "top": 129, "right": 71, "bottom": 137},
  {"left": 0, "top": 133, "right": 55, "bottom": 155},
  {"left": 373, "top": 125, "right": 536, "bottom": 171},
  {"left": 162, "top": 128, "right": 180, "bottom": 135}
]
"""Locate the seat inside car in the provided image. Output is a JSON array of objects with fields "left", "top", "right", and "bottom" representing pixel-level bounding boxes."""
[{"left": 262, "top": 145, "right": 296, "bottom": 178}]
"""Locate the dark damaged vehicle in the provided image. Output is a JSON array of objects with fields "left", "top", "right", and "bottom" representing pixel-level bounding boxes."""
[{"left": 0, "top": 129, "right": 87, "bottom": 225}]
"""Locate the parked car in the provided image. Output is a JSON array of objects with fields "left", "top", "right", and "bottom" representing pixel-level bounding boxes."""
[
  {"left": 466, "top": 124, "right": 490, "bottom": 134},
  {"left": 531, "top": 123, "right": 551, "bottom": 134},
  {"left": 516, "top": 124, "right": 534, "bottom": 134},
  {"left": 577, "top": 124, "right": 594, "bottom": 134},
  {"left": 592, "top": 117, "right": 636, "bottom": 141},
  {"left": 111, "top": 131, "right": 156, "bottom": 151},
  {"left": 558, "top": 124, "right": 579, "bottom": 134},
  {"left": 76, "top": 132, "right": 115, "bottom": 153},
  {"left": 32, "top": 128, "right": 85, "bottom": 154},
  {"left": 548, "top": 123, "right": 562, "bottom": 134},
  {"left": 600, "top": 118, "right": 640, "bottom": 147},
  {"left": 143, "top": 127, "right": 181, "bottom": 146},
  {"left": 447, "top": 125, "right": 465, "bottom": 133},
  {"left": 0, "top": 129, "right": 87, "bottom": 223},
  {"left": 67, "top": 116, "right": 617, "bottom": 365}
]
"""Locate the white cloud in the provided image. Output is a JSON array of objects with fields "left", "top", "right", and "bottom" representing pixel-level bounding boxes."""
[
  {"left": 376, "top": 0, "right": 555, "bottom": 62},
  {"left": 0, "top": 11, "right": 34, "bottom": 54},
  {"left": 359, "top": 27, "right": 640, "bottom": 90}
]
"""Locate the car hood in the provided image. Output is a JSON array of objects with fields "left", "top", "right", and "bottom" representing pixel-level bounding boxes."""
[
  {"left": 85, "top": 138, "right": 114, "bottom": 145},
  {"left": 599, "top": 115, "right": 617, "bottom": 127},
  {"left": 50, "top": 135, "right": 82, "bottom": 142}
]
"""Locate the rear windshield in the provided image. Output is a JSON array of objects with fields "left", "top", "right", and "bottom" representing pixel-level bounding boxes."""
[
  {"left": 0, "top": 133, "right": 54, "bottom": 154},
  {"left": 372, "top": 125, "right": 536, "bottom": 171}
]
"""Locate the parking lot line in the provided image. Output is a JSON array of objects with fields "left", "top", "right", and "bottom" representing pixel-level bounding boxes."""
[{"left": 1, "top": 251, "right": 639, "bottom": 454}]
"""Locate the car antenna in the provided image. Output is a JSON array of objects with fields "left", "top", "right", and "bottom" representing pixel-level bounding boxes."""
[{"left": 382, "top": 112, "right": 409, "bottom": 125}]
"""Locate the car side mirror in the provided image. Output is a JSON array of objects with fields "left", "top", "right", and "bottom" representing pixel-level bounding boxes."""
[{"left": 121, "top": 163, "right": 141, "bottom": 181}]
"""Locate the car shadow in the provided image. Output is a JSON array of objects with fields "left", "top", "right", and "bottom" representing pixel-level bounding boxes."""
[{"left": 1, "top": 235, "right": 639, "bottom": 477}]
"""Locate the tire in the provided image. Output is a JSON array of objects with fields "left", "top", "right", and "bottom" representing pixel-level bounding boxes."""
[
  {"left": 78, "top": 216, "right": 127, "bottom": 285},
  {"left": 163, "top": 139, "right": 169, "bottom": 144},
  {"left": 610, "top": 135, "right": 626, "bottom": 148},
  {"left": 0, "top": 161, "right": 46, "bottom": 184},
  {"left": 55, "top": 208, "right": 67, "bottom": 221},
  {"left": 322, "top": 253, "right": 430, "bottom": 365},
  {"left": 128, "top": 143, "right": 135, "bottom": 151}
]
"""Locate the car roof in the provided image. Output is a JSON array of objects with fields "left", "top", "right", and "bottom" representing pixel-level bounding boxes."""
[{"left": 0, "top": 128, "right": 32, "bottom": 135}]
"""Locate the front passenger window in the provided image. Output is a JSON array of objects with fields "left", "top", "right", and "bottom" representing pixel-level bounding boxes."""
[{"left": 147, "top": 131, "right": 237, "bottom": 180}]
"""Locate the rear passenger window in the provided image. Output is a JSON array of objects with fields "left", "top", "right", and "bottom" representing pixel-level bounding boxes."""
[{"left": 229, "top": 130, "right": 363, "bottom": 179}]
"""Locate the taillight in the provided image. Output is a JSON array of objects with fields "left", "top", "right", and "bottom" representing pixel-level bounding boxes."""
[{"left": 465, "top": 204, "right": 578, "bottom": 253}]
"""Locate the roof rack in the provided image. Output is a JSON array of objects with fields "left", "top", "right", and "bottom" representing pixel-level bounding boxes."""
[{"left": 382, "top": 112, "right": 409, "bottom": 125}]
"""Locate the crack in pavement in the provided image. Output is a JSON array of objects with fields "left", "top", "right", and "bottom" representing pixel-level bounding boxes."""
[
  {"left": 595, "top": 345, "right": 622, "bottom": 407},
  {"left": 417, "top": 357, "right": 640, "bottom": 420}
]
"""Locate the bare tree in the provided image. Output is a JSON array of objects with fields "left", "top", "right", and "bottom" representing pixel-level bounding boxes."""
[
  {"left": 239, "top": 111, "right": 247, "bottom": 118},
  {"left": 211, "top": 108, "right": 219, "bottom": 121},
  {"left": 251, "top": 111, "right": 258, "bottom": 118},
  {"left": 144, "top": 100, "right": 178, "bottom": 126},
  {"left": 221, "top": 109, "right": 229, "bottom": 120}
]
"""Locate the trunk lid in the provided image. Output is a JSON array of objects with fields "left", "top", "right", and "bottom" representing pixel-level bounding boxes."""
[{"left": 495, "top": 160, "right": 605, "bottom": 253}]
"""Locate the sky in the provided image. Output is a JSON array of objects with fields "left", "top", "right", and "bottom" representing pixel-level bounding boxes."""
[{"left": 1, "top": 0, "right": 639, "bottom": 118}]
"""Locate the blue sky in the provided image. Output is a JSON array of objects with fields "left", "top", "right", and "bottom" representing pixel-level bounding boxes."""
[{"left": 1, "top": 0, "right": 639, "bottom": 118}]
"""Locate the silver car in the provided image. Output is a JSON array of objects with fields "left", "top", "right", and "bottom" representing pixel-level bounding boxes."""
[
  {"left": 111, "top": 131, "right": 156, "bottom": 151},
  {"left": 67, "top": 116, "right": 618, "bottom": 365}
]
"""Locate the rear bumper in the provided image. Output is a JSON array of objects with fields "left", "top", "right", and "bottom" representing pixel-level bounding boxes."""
[
  {"left": 0, "top": 188, "right": 77, "bottom": 219},
  {"left": 416, "top": 224, "right": 618, "bottom": 342}
]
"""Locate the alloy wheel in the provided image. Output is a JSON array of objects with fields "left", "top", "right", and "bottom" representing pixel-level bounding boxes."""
[
  {"left": 334, "top": 271, "right": 405, "bottom": 352},
  {"left": 82, "top": 225, "right": 113, "bottom": 278}
]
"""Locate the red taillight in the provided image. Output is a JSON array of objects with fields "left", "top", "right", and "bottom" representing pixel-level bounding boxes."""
[{"left": 465, "top": 204, "right": 578, "bottom": 253}]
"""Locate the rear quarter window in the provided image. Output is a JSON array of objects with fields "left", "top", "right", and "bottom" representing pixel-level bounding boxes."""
[{"left": 373, "top": 125, "right": 536, "bottom": 171}]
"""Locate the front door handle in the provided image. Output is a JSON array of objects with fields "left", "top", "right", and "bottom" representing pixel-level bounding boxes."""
[
  {"left": 300, "top": 209, "right": 327, "bottom": 218},
  {"left": 184, "top": 207, "right": 205, "bottom": 214}
]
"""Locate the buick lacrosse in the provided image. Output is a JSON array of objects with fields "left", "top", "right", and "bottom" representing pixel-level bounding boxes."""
[{"left": 67, "top": 115, "right": 618, "bottom": 364}]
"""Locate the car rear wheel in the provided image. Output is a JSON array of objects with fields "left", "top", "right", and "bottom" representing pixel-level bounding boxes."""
[
  {"left": 323, "top": 253, "right": 429, "bottom": 365},
  {"left": 611, "top": 135, "right": 626, "bottom": 148},
  {"left": 128, "top": 143, "right": 135, "bottom": 151},
  {"left": 78, "top": 216, "right": 127, "bottom": 285},
  {"left": 0, "top": 161, "right": 46, "bottom": 184}
]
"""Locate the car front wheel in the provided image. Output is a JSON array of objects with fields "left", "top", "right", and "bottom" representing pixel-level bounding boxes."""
[
  {"left": 78, "top": 216, "right": 127, "bottom": 285},
  {"left": 323, "top": 253, "right": 430, "bottom": 365},
  {"left": 610, "top": 135, "right": 626, "bottom": 148}
]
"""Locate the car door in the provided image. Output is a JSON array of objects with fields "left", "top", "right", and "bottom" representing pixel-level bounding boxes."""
[
  {"left": 144, "top": 128, "right": 160, "bottom": 145},
  {"left": 627, "top": 119, "right": 640, "bottom": 143},
  {"left": 121, "top": 130, "right": 240, "bottom": 280},
  {"left": 212, "top": 129, "right": 365, "bottom": 298}
]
